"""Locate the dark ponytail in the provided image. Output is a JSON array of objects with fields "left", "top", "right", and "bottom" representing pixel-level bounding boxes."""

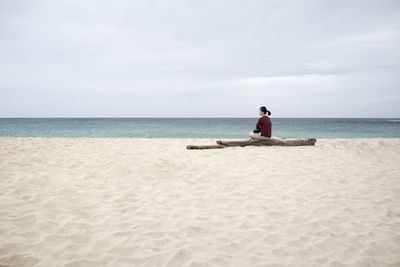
[{"left": 260, "top": 106, "right": 271, "bottom": 116}]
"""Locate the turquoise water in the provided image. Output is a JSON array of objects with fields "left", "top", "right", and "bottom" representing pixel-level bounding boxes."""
[{"left": 0, "top": 118, "right": 399, "bottom": 138}]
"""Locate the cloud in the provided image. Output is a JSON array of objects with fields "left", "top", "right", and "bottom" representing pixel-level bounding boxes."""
[{"left": 0, "top": 0, "right": 399, "bottom": 117}]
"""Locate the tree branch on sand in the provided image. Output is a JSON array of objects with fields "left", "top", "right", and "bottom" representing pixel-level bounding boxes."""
[{"left": 186, "top": 138, "right": 317, "bottom": 150}]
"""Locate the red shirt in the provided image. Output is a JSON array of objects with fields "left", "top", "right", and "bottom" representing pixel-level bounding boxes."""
[{"left": 256, "top": 116, "right": 272, "bottom": 137}]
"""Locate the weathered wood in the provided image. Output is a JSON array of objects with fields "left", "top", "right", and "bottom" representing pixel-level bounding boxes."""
[
  {"left": 186, "top": 144, "right": 226, "bottom": 150},
  {"left": 216, "top": 138, "right": 317, "bottom": 147},
  {"left": 187, "top": 138, "right": 317, "bottom": 150}
]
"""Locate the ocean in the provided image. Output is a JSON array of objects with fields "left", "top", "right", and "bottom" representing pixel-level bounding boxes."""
[{"left": 0, "top": 118, "right": 399, "bottom": 138}]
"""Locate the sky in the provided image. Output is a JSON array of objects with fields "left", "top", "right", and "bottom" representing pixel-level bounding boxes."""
[{"left": 0, "top": 0, "right": 399, "bottom": 118}]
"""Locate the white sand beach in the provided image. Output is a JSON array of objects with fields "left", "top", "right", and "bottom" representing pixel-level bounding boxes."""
[{"left": 0, "top": 138, "right": 399, "bottom": 267}]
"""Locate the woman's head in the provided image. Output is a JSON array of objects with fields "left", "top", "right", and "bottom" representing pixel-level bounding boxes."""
[{"left": 259, "top": 106, "right": 271, "bottom": 116}]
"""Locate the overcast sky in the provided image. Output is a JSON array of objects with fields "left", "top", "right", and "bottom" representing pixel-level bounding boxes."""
[{"left": 0, "top": 0, "right": 399, "bottom": 118}]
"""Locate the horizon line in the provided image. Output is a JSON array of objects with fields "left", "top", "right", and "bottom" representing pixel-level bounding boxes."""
[{"left": 0, "top": 117, "right": 399, "bottom": 119}]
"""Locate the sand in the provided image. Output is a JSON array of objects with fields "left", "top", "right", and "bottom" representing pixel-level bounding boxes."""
[{"left": 0, "top": 138, "right": 399, "bottom": 267}]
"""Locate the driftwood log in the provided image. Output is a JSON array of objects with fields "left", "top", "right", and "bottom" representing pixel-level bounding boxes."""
[
  {"left": 217, "top": 138, "right": 317, "bottom": 147},
  {"left": 186, "top": 144, "right": 226, "bottom": 150},
  {"left": 186, "top": 138, "right": 317, "bottom": 150}
]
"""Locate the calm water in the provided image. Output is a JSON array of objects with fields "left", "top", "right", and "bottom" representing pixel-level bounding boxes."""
[{"left": 0, "top": 118, "right": 399, "bottom": 138}]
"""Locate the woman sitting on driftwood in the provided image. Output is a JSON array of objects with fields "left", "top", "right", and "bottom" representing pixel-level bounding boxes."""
[
  {"left": 249, "top": 106, "right": 272, "bottom": 140},
  {"left": 187, "top": 107, "right": 316, "bottom": 149}
]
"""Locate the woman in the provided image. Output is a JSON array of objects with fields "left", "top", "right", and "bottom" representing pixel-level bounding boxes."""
[{"left": 249, "top": 106, "right": 272, "bottom": 140}]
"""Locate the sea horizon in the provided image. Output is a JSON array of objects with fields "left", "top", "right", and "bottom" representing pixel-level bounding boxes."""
[
  {"left": 1, "top": 117, "right": 399, "bottom": 138},
  {"left": 1, "top": 116, "right": 400, "bottom": 119}
]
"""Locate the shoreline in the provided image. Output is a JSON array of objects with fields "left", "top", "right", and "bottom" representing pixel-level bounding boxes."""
[{"left": 1, "top": 118, "right": 400, "bottom": 139}]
